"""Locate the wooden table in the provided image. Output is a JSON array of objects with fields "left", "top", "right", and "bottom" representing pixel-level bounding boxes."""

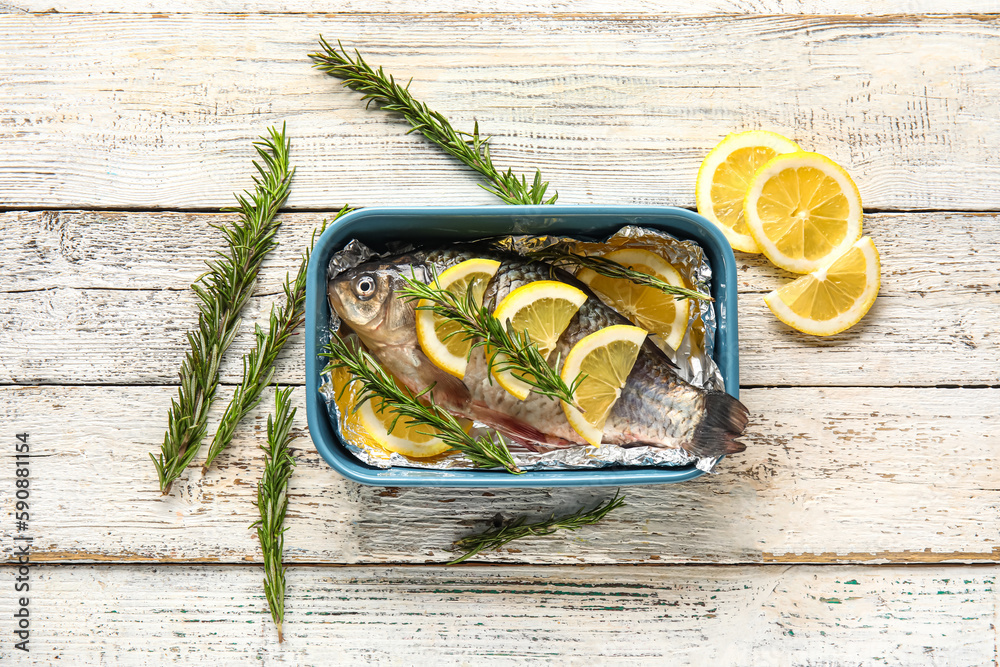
[{"left": 2, "top": 4, "right": 998, "bottom": 665}]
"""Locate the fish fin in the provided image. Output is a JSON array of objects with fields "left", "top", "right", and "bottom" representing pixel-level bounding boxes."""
[
  {"left": 375, "top": 344, "right": 472, "bottom": 411},
  {"left": 471, "top": 402, "right": 577, "bottom": 451},
  {"left": 688, "top": 391, "right": 749, "bottom": 458},
  {"left": 423, "top": 370, "right": 473, "bottom": 411}
]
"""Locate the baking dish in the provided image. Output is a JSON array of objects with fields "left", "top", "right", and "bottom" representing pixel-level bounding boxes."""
[{"left": 304, "top": 205, "right": 740, "bottom": 487}]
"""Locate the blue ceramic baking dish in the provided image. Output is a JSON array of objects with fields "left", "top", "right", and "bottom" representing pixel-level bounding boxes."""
[{"left": 305, "top": 205, "right": 739, "bottom": 487}]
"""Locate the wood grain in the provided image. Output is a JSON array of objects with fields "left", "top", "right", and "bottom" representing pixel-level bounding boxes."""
[
  {"left": 2, "top": 7, "right": 997, "bottom": 664},
  {"left": 5, "top": 210, "right": 998, "bottom": 296},
  {"left": 3, "top": 210, "right": 998, "bottom": 388},
  {"left": 0, "top": 385, "right": 995, "bottom": 565},
  {"left": 0, "top": 564, "right": 995, "bottom": 665},
  {"left": 3, "top": 287, "right": 998, "bottom": 388},
  {"left": 2, "top": 14, "right": 999, "bottom": 210},
  {"left": 7, "top": 1, "right": 1000, "bottom": 15}
]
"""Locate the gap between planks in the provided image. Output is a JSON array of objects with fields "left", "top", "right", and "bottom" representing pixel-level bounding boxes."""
[
  {"left": 14, "top": 557, "right": 1000, "bottom": 568},
  {"left": 2, "top": 205, "right": 1000, "bottom": 214}
]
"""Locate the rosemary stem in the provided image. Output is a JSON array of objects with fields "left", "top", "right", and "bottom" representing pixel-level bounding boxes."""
[
  {"left": 525, "top": 247, "right": 712, "bottom": 302},
  {"left": 203, "top": 208, "right": 351, "bottom": 473},
  {"left": 448, "top": 491, "right": 626, "bottom": 564},
  {"left": 253, "top": 386, "right": 298, "bottom": 643},
  {"left": 151, "top": 124, "right": 294, "bottom": 495},
  {"left": 310, "top": 37, "right": 557, "bottom": 206}
]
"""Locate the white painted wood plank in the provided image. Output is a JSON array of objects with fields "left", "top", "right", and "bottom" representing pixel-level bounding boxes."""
[
  {"left": 0, "top": 564, "right": 994, "bottom": 665},
  {"left": 7, "top": 1, "right": 999, "bottom": 14},
  {"left": 4, "top": 287, "right": 998, "bottom": 387},
  {"left": 5, "top": 210, "right": 998, "bottom": 296},
  {"left": 0, "top": 385, "right": 995, "bottom": 564},
  {"left": 1, "top": 14, "right": 999, "bottom": 210},
  {"left": 2, "top": 210, "right": 998, "bottom": 387}
]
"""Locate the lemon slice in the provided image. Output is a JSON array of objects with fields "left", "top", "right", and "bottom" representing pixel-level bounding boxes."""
[
  {"left": 354, "top": 395, "right": 454, "bottom": 458},
  {"left": 326, "top": 363, "right": 383, "bottom": 454},
  {"left": 763, "top": 236, "right": 880, "bottom": 336},
  {"left": 560, "top": 325, "right": 648, "bottom": 446},
  {"left": 328, "top": 360, "right": 457, "bottom": 458},
  {"left": 696, "top": 130, "right": 800, "bottom": 253},
  {"left": 576, "top": 248, "right": 690, "bottom": 352},
  {"left": 491, "top": 280, "right": 588, "bottom": 400},
  {"left": 416, "top": 258, "right": 501, "bottom": 378},
  {"left": 744, "top": 151, "right": 863, "bottom": 274}
]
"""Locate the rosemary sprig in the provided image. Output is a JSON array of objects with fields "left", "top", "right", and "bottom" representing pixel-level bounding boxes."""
[
  {"left": 321, "top": 334, "right": 521, "bottom": 474},
  {"left": 310, "top": 37, "right": 557, "bottom": 206},
  {"left": 448, "top": 491, "right": 626, "bottom": 565},
  {"left": 203, "top": 208, "right": 351, "bottom": 472},
  {"left": 252, "top": 386, "right": 298, "bottom": 643},
  {"left": 151, "top": 125, "right": 294, "bottom": 495},
  {"left": 526, "top": 247, "right": 713, "bottom": 302},
  {"left": 398, "top": 273, "right": 583, "bottom": 407}
]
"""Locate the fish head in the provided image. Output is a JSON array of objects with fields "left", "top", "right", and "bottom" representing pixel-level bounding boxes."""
[{"left": 328, "top": 259, "right": 422, "bottom": 349}]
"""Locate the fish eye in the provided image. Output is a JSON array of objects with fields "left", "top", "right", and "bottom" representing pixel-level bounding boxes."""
[{"left": 353, "top": 274, "right": 377, "bottom": 300}]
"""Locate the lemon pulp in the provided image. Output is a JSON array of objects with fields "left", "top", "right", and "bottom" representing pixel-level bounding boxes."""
[
  {"left": 328, "top": 360, "right": 456, "bottom": 458},
  {"left": 355, "top": 395, "right": 454, "bottom": 458},
  {"left": 763, "top": 236, "right": 880, "bottom": 336},
  {"left": 696, "top": 130, "right": 800, "bottom": 252},
  {"left": 745, "top": 151, "right": 863, "bottom": 274}
]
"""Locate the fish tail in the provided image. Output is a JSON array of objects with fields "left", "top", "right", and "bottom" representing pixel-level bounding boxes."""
[{"left": 689, "top": 391, "right": 749, "bottom": 458}]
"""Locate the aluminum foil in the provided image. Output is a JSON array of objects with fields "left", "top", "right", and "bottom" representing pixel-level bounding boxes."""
[{"left": 319, "top": 226, "right": 725, "bottom": 474}]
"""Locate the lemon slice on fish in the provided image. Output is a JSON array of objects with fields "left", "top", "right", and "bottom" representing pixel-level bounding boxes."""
[
  {"left": 763, "top": 236, "right": 880, "bottom": 336},
  {"left": 560, "top": 325, "right": 648, "bottom": 446},
  {"left": 416, "top": 258, "right": 501, "bottom": 379},
  {"left": 491, "top": 280, "right": 588, "bottom": 400},
  {"left": 744, "top": 151, "right": 863, "bottom": 274},
  {"left": 328, "top": 362, "right": 458, "bottom": 458},
  {"left": 354, "top": 395, "right": 455, "bottom": 458},
  {"left": 576, "top": 248, "right": 691, "bottom": 352},
  {"left": 696, "top": 130, "right": 800, "bottom": 253}
]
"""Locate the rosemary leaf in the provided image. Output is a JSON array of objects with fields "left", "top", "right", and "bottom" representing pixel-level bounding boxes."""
[
  {"left": 151, "top": 125, "right": 294, "bottom": 495},
  {"left": 398, "top": 273, "right": 583, "bottom": 407},
  {"left": 448, "top": 491, "right": 626, "bottom": 565},
  {"left": 321, "top": 334, "right": 521, "bottom": 474},
  {"left": 203, "top": 207, "right": 352, "bottom": 472},
  {"left": 526, "top": 247, "right": 713, "bottom": 302},
  {"left": 310, "top": 37, "right": 557, "bottom": 206},
  {"left": 252, "top": 386, "right": 298, "bottom": 643}
]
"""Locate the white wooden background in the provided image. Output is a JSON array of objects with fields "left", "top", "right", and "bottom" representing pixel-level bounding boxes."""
[{"left": 1, "top": 4, "right": 998, "bottom": 666}]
